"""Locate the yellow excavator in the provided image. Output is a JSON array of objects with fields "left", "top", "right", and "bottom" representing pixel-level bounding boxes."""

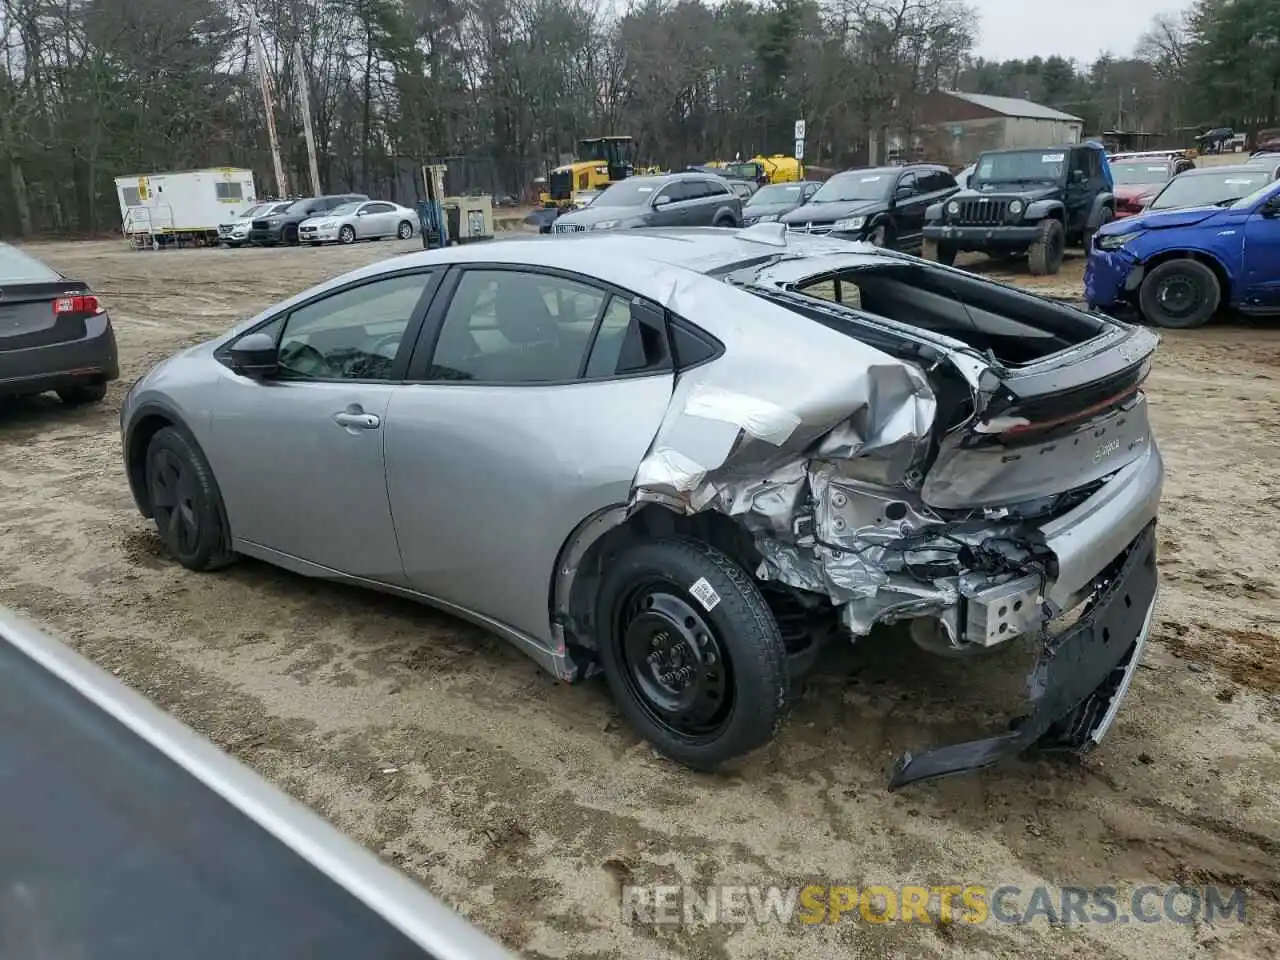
[
  {"left": 723, "top": 154, "right": 805, "bottom": 185},
  {"left": 539, "top": 136, "right": 636, "bottom": 208}
]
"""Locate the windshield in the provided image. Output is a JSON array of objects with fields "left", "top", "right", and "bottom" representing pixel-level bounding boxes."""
[
  {"left": 1229, "top": 180, "right": 1280, "bottom": 210},
  {"left": 268, "top": 202, "right": 292, "bottom": 214},
  {"left": 747, "top": 184, "right": 805, "bottom": 206},
  {"left": 973, "top": 150, "right": 1067, "bottom": 186},
  {"left": 591, "top": 179, "right": 661, "bottom": 206},
  {"left": 239, "top": 203, "right": 268, "bottom": 219},
  {"left": 327, "top": 202, "right": 363, "bottom": 216},
  {"left": 1110, "top": 161, "right": 1172, "bottom": 185},
  {"left": 1150, "top": 170, "right": 1273, "bottom": 210},
  {"left": 810, "top": 172, "right": 891, "bottom": 203}
]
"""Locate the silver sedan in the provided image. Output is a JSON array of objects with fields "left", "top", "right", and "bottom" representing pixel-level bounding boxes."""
[
  {"left": 120, "top": 226, "right": 1163, "bottom": 788},
  {"left": 298, "top": 200, "right": 417, "bottom": 245}
]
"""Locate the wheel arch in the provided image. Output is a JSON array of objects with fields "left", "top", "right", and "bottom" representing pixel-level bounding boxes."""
[{"left": 551, "top": 503, "right": 759, "bottom": 666}]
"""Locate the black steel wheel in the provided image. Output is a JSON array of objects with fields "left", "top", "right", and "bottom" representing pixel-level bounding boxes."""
[
  {"left": 595, "top": 538, "right": 790, "bottom": 769},
  {"left": 144, "top": 426, "right": 236, "bottom": 571},
  {"left": 1138, "top": 259, "right": 1220, "bottom": 329},
  {"left": 617, "top": 580, "right": 734, "bottom": 739}
]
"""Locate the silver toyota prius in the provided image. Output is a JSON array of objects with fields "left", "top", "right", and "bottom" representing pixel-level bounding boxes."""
[{"left": 120, "top": 226, "right": 1163, "bottom": 788}]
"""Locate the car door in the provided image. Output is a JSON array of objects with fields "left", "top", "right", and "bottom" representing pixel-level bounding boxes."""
[
  {"left": 365, "top": 202, "right": 397, "bottom": 237},
  {"left": 383, "top": 265, "right": 678, "bottom": 645},
  {"left": 888, "top": 171, "right": 927, "bottom": 247},
  {"left": 207, "top": 269, "right": 441, "bottom": 581},
  {"left": 1064, "top": 149, "right": 1094, "bottom": 234},
  {"left": 650, "top": 182, "right": 690, "bottom": 226},
  {"left": 353, "top": 202, "right": 380, "bottom": 238},
  {"left": 1241, "top": 187, "right": 1280, "bottom": 308}
]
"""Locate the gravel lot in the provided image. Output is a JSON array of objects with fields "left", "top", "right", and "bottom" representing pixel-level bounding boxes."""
[{"left": 2, "top": 238, "right": 1278, "bottom": 959}]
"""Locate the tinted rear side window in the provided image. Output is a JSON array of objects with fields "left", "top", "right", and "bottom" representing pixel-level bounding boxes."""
[{"left": 0, "top": 244, "right": 61, "bottom": 283}]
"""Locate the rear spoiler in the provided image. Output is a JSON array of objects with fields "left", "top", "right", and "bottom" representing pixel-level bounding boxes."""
[{"left": 0, "top": 606, "right": 516, "bottom": 960}]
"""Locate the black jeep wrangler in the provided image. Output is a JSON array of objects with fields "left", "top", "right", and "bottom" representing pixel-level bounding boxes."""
[{"left": 921, "top": 144, "right": 1114, "bottom": 275}]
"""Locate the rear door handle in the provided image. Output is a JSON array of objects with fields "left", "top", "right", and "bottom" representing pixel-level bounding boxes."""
[{"left": 333, "top": 411, "right": 380, "bottom": 430}]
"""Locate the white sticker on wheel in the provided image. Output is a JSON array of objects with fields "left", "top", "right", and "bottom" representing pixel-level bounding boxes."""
[{"left": 689, "top": 577, "right": 721, "bottom": 612}]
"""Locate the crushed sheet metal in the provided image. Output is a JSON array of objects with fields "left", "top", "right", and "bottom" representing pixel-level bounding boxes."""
[
  {"left": 682, "top": 384, "right": 802, "bottom": 446},
  {"left": 631, "top": 282, "right": 938, "bottom": 519}
]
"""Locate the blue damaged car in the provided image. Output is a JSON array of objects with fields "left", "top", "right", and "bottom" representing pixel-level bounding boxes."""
[{"left": 1085, "top": 177, "right": 1280, "bottom": 328}]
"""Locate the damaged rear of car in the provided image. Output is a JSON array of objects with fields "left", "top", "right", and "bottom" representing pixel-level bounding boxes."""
[{"left": 585, "top": 232, "right": 1162, "bottom": 788}]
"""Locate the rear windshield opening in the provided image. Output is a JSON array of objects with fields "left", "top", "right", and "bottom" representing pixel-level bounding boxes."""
[{"left": 788, "top": 263, "right": 1105, "bottom": 365}]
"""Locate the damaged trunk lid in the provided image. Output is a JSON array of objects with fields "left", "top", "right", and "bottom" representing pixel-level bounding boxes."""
[{"left": 738, "top": 254, "right": 1160, "bottom": 513}]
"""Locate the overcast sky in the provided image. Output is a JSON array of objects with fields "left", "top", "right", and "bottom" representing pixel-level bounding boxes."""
[{"left": 971, "top": 0, "right": 1183, "bottom": 63}]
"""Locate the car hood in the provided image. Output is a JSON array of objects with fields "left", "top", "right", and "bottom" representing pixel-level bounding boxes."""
[
  {"left": 1096, "top": 205, "right": 1222, "bottom": 234},
  {"left": 300, "top": 214, "right": 344, "bottom": 226},
  {"left": 780, "top": 199, "right": 885, "bottom": 224},
  {"left": 555, "top": 204, "right": 648, "bottom": 226},
  {"left": 743, "top": 201, "right": 800, "bottom": 218},
  {"left": 957, "top": 183, "right": 1059, "bottom": 202},
  {"left": 1114, "top": 183, "right": 1163, "bottom": 200}
]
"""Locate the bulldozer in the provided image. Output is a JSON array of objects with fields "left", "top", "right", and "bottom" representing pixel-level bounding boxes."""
[
  {"left": 539, "top": 136, "right": 636, "bottom": 208},
  {"left": 719, "top": 154, "right": 805, "bottom": 185}
]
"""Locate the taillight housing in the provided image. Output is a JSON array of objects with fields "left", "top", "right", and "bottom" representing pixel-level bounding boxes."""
[{"left": 54, "top": 294, "right": 103, "bottom": 315}]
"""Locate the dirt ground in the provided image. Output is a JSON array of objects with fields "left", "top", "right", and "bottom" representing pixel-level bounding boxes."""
[{"left": 2, "top": 238, "right": 1278, "bottom": 960}]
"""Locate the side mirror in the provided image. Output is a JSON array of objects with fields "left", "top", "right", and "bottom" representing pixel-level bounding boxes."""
[
  {"left": 229, "top": 332, "right": 279, "bottom": 378},
  {"left": 1262, "top": 197, "right": 1280, "bottom": 218},
  {"left": 653, "top": 194, "right": 672, "bottom": 208},
  {"left": 1071, "top": 170, "right": 1087, "bottom": 183}
]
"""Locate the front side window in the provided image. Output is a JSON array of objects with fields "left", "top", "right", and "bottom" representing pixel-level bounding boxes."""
[
  {"left": 428, "top": 270, "right": 608, "bottom": 383},
  {"left": 272, "top": 272, "right": 435, "bottom": 381}
]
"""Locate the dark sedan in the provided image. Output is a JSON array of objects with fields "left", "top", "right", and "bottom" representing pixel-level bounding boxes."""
[
  {"left": 779, "top": 164, "right": 959, "bottom": 251},
  {"left": 741, "top": 181, "right": 821, "bottom": 225},
  {"left": 0, "top": 243, "right": 118, "bottom": 405}
]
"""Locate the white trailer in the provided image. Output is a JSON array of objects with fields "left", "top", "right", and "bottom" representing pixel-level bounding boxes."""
[{"left": 115, "top": 168, "right": 258, "bottom": 248}]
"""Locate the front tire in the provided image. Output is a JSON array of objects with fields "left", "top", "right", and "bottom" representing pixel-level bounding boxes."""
[
  {"left": 867, "top": 223, "right": 888, "bottom": 247},
  {"left": 283, "top": 226, "right": 299, "bottom": 246},
  {"left": 1028, "top": 218, "right": 1065, "bottom": 275},
  {"left": 397, "top": 220, "right": 413, "bottom": 239},
  {"left": 338, "top": 225, "right": 356, "bottom": 245},
  {"left": 57, "top": 382, "right": 107, "bottom": 405},
  {"left": 921, "top": 238, "right": 957, "bottom": 265},
  {"left": 1138, "top": 259, "right": 1220, "bottom": 329},
  {"left": 595, "top": 539, "right": 790, "bottom": 769},
  {"left": 144, "top": 427, "right": 236, "bottom": 572}
]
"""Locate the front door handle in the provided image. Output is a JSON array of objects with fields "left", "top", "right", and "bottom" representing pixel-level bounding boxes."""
[{"left": 333, "top": 411, "right": 380, "bottom": 430}]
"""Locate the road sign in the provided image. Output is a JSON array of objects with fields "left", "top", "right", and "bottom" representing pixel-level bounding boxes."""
[
  {"left": 794, "top": 139, "right": 804, "bottom": 160},
  {"left": 794, "top": 120, "right": 806, "bottom": 140}
]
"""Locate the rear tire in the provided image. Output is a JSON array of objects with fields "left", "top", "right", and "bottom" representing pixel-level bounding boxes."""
[
  {"left": 1138, "top": 259, "right": 1220, "bottom": 329},
  {"left": 144, "top": 427, "right": 237, "bottom": 572},
  {"left": 397, "top": 220, "right": 413, "bottom": 239},
  {"left": 1028, "top": 219, "right": 1065, "bottom": 275},
  {"left": 921, "top": 238, "right": 957, "bottom": 266},
  {"left": 57, "top": 382, "right": 106, "bottom": 406},
  {"left": 713, "top": 215, "right": 735, "bottom": 228},
  {"left": 595, "top": 538, "right": 790, "bottom": 770}
]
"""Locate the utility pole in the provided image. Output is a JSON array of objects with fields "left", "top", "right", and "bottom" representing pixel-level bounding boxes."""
[
  {"left": 294, "top": 41, "right": 322, "bottom": 197},
  {"left": 249, "top": 7, "right": 288, "bottom": 198}
]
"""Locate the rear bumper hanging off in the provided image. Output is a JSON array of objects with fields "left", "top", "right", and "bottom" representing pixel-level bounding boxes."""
[{"left": 888, "top": 521, "right": 1159, "bottom": 789}]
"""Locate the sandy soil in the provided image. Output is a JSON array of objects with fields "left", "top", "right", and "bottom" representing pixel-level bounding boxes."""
[{"left": 2, "top": 238, "right": 1278, "bottom": 959}]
